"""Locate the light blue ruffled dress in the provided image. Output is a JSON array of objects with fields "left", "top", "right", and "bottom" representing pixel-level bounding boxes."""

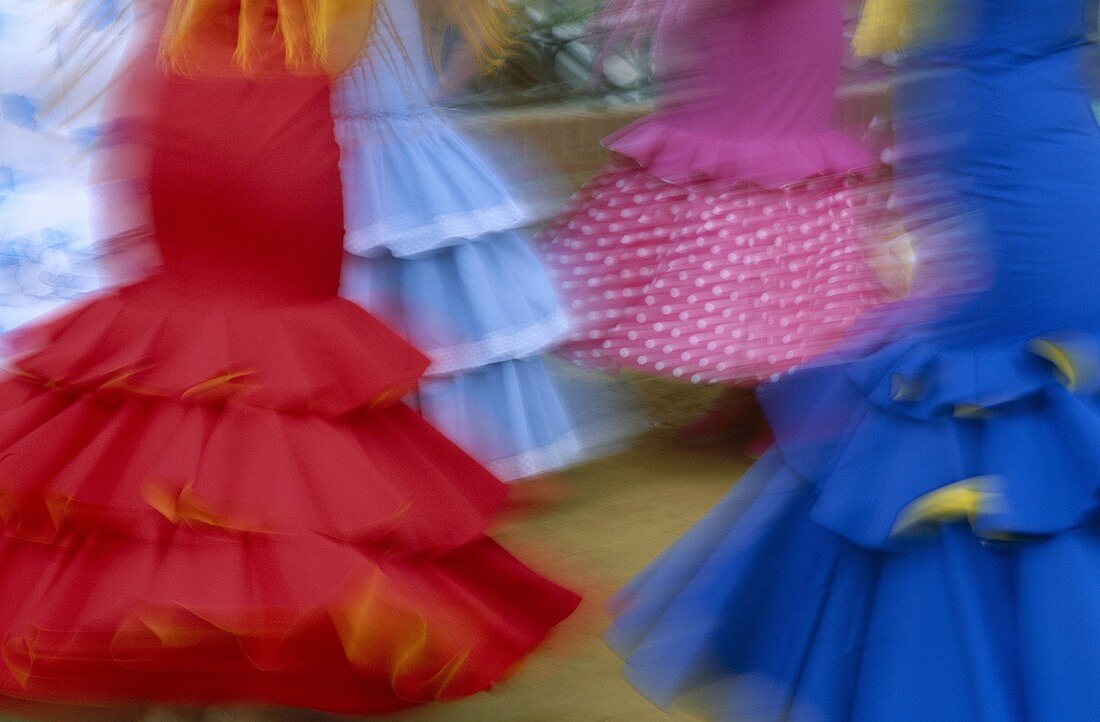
[
  {"left": 0, "top": 0, "right": 131, "bottom": 333},
  {"left": 332, "top": 0, "right": 585, "bottom": 480}
]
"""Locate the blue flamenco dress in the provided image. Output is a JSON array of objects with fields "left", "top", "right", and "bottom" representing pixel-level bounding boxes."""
[
  {"left": 333, "top": 0, "right": 586, "bottom": 481},
  {"left": 609, "top": 1, "right": 1100, "bottom": 719}
]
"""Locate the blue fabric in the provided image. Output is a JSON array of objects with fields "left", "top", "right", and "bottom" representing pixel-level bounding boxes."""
[
  {"left": 335, "top": 114, "right": 534, "bottom": 258},
  {"left": 611, "top": 452, "right": 1100, "bottom": 720},
  {"left": 331, "top": 0, "right": 536, "bottom": 259},
  {"left": 0, "top": 2, "right": 131, "bottom": 333},
  {"left": 417, "top": 357, "right": 583, "bottom": 480},
  {"left": 334, "top": 0, "right": 582, "bottom": 479},
  {"left": 611, "top": 0, "right": 1100, "bottom": 715},
  {"left": 1, "top": 94, "right": 38, "bottom": 130},
  {"left": 341, "top": 233, "right": 569, "bottom": 375},
  {"left": 78, "top": 0, "right": 123, "bottom": 30}
]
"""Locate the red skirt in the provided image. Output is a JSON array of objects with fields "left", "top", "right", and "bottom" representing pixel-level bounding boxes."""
[{"left": 0, "top": 280, "right": 580, "bottom": 715}]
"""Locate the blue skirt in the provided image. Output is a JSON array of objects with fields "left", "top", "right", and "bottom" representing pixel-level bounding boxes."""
[
  {"left": 338, "top": 110, "right": 591, "bottom": 479},
  {"left": 609, "top": 337, "right": 1100, "bottom": 721}
]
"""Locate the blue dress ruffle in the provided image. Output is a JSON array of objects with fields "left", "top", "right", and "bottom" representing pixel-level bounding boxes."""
[
  {"left": 333, "top": 0, "right": 594, "bottom": 479},
  {"left": 610, "top": 337, "right": 1100, "bottom": 720},
  {"left": 610, "top": 0, "right": 1100, "bottom": 716},
  {"left": 335, "top": 109, "right": 535, "bottom": 259}
]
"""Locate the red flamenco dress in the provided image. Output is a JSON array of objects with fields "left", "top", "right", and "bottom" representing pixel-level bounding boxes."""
[{"left": 0, "top": 3, "right": 579, "bottom": 714}]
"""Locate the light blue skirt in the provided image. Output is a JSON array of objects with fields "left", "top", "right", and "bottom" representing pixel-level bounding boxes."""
[{"left": 338, "top": 110, "right": 600, "bottom": 479}]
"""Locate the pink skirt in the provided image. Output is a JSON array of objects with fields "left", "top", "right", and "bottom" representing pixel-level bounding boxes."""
[{"left": 537, "top": 158, "right": 893, "bottom": 384}]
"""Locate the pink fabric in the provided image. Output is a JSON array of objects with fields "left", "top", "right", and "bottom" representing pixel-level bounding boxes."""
[
  {"left": 606, "top": 119, "right": 873, "bottom": 189},
  {"left": 613, "top": 0, "right": 873, "bottom": 186},
  {"left": 540, "top": 159, "right": 892, "bottom": 383},
  {"left": 537, "top": 0, "right": 889, "bottom": 384}
]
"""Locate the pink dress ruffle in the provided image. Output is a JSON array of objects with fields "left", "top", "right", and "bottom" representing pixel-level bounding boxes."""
[
  {"left": 536, "top": 0, "right": 894, "bottom": 385},
  {"left": 538, "top": 160, "right": 894, "bottom": 384},
  {"left": 606, "top": 115, "right": 875, "bottom": 189}
]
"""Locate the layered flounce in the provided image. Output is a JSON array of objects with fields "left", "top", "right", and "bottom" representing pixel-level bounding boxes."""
[
  {"left": 537, "top": 160, "right": 893, "bottom": 384},
  {"left": 605, "top": 114, "right": 876, "bottom": 189},
  {"left": 766, "top": 332, "right": 1100, "bottom": 548},
  {"left": 342, "top": 236, "right": 569, "bottom": 377},
  {"left": 0, "top": 279, "right": 580, "bottom": 712},
  {"left": 335, "top": 112, "right": 535, "bottom": 259},
  {"left": 336, "top": 107, "right": 589, "bottom": 479},
  {"left": 417, "top": 358, "right": 586, "bottom": 481},
  {"left": 341, "top": 238, "right": 588, "bottom": 480},
  {"left": 0, "top": 532, "right": 576, "bottom": 713},
  {"left": 5, "top": 280, "right": 431, "bottom": 417},
  {"left": 609, "top": 330, "right": 1100, "bottom": 719}
]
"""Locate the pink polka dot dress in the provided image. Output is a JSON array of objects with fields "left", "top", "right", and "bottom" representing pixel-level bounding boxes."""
[{"left": 537, "top": 0, "right": 893, "bottom": 385}]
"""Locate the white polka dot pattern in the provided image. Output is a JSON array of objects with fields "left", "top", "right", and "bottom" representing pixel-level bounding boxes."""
[{"left": 536, "top": 159, "right": 893, "bottom": 384}]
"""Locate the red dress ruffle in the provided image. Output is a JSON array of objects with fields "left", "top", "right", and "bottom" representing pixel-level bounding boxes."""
[
  {"left": 0, "top": 8, "right": 578, "bottom": 714},
  {"left": 0, "top": 277, "right": 580, "bottom": 717}
]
